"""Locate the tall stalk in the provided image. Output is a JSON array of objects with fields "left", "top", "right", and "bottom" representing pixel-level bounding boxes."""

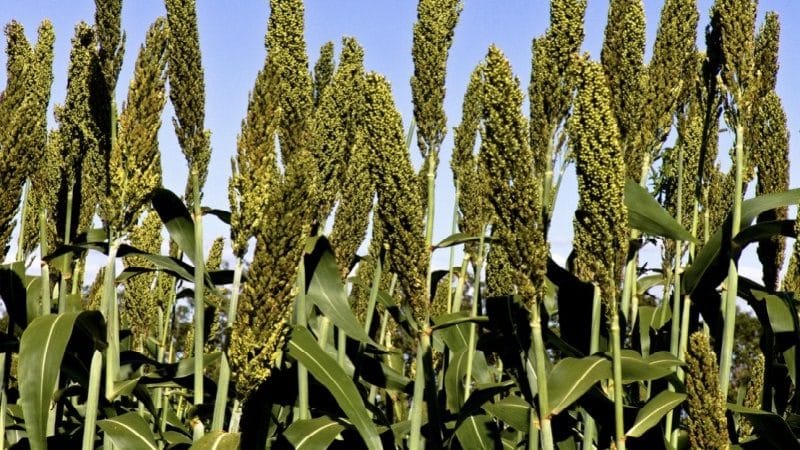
[
  {"left": 530, "top": 299, "right": 554, "bottom": 450},
  {"left": 295, "top": 262, "right": 309, "bottom": 421},
  {"left": 719, "top": 123, "right": 744, "bottom": 399},
  {"left": 191, "top": 169, "right": 205, "bottom": 414},
  {"left": 211, "top": 256, "right": 243, "bottom": 431}
]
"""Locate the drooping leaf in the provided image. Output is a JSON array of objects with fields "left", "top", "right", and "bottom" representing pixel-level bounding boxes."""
[
  {"left": 305, "top": 237, "right": 373, "bottom": 345},
  {"left": 618, "top": 350, "right": 673, "bottom": 383},
  {"left": 547, "top": 356, "right": 612, "bottom": 415},
  {"left": 752, "top": 290, "right": 795, "bottom": 333},
  {"left": 626, "top": 391, "right": 686, "bottom": 437},
  {"left": 684, "top": 189, "right": 800, "bottom": 295},
  {"left": 455, "top": 413, "right": 497, "bottom": 450},
  {"left": 433, "top": 232, "right": 493, "bottom": 249},
  {"left": 625, "top": 179, "right": 696, "bottom": 242},
  {"left": 19, "top": 312, "right": 99, "bottom": 450},
  {"left": 483, "top": 395, "right": 531, "bottom": 432},
  {"left": 97, "top": 412, "right": 158, "bottom": 450},
  {"left": 284, "top": 416, "right": 345, "bottom": 450},
  {"left": 286, "top": 326, "right": 381, "bottom": 450},
  {"left": 728, "top": 403, "right": 800, "bottom": 450},
  {"left": 151, "top": 188, "right": 196, "bottom": 263},
  {"left": 189, "top": 431, "right": 241, "bottom": 449},
  {"left": 0, "top": 262, "right": 28, "bottom": 331}
]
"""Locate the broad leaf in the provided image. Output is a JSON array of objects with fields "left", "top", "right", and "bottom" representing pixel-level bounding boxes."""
[
  {"left": 547, "top": 356, "right": 612, "bottom": 415},
  {"left": 433, "top": 232, "right": 492, "bottom": 249},
  {"left": 684, "top": 189, "right": 800, "bottom": 295},
  {"left": 454, "top": 413, "right": 496, "bottom": 450},
  {"left": 619, "top": 350, "right": 673, "bottom": 383},
  {"left": 752, "top": 290, "right": 795, "bottom": 333},
  {"left": 19, "top": 312, "right": 99, "bottom": 450},
  {"left": 483, "top": 395, "right": 531, "bottom": 432},
  {"left": 284, "top": 416, "right": 344, "bottom": 450},
  {"left": 728, "top": 403, "right": 800, "bottom": 450},
  {"left": 97, "top": 412, "right": 158, "bottom": 450},
  {"left": 189, "top": 431, "right": 241, "bottom": 449},
  {"left": 305, "top": 238, "right": 373, "bottom": 344},
  {"left": 287, "top": 326, "right": 381, "bottom": 450},
  {"left": 152, "top": 188, "right": 197, "bottom": 263},
  {"left": 626, "top": 391, "right": 685, "bottom": 437},
  {"left": 625, "top": 179, "right": 696, "bottom": 242}
]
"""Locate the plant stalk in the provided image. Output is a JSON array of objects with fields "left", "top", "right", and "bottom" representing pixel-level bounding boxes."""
[
  {"left": 211, "top": 256, "right": 244, "bottom": 430},
  {"left": 82, "top": 350, "right": 102, "bottom": 450},
  {"left": 719, "top": 123, "right": 744, "bottom": 400},
  {"left": 192, "top": 169, "right": 206, "bottom": 411},
  {"left": 296, "top": 262, "right": 310, "bottom": 421}
]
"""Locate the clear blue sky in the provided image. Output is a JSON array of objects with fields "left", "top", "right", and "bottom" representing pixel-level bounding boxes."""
[{"left": 2, "top": 1, "right": 799, "bottom": 275}]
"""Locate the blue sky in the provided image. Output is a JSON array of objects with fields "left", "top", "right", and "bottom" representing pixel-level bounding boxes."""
[{"left": 2, "top": 1, "right": 799, "bottom": 276}]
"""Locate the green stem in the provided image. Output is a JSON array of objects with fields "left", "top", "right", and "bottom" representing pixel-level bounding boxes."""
[
  {"left": 210, "top": 353, "right": 230, "bottom": 432},
  {"left": 719, "top": 123, "right": 745, "bottom": 400},
  {"left": 337, "top": 328, "right": 346, "bottom": 368},
  {"left": 103, "top": 238, "right": 120, "bottom": 400},
  {"left": 464, "top": 229, "right": 487, "bottom": 399},
  {"left": 296, "top": 262, "right": 309, "bottom": 421},
  {"left": 210, "top": 256, "right": 243, "bottom": 431},
  {"left": 530, "top": 300, "right": 554, "bottom": 450},
  {"left": 39, "top": 209, "right": 50, "bottom": 317},
  {"left": 82, "top": 350, "right": 102, "bottom": 450},
  {"left": 582, "top": 285, "right": 602, "bottom": 449},
  {"left": 447, "top": 183, "right": 460, "bottom": 314},
  {"left": 16, "top": 180, "right": 30, "bottom": 262},
  {"left": 408, "top": 333, "right": 430, "bottom": 450},
  {"left": 611, "top": 308, "right": 626, "bottom": 450},
  {"left": 58, "top": 182, "right": 75, "bottom": 314},
  {"left": 451, "top": 259, "right": 468, "bottom": 314},
  {"left": 192, "top": 169, "right": 206, "bottom": 411}
]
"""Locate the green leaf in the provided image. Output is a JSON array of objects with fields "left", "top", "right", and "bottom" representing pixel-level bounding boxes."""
[
  {"left": 618, "top": 350, "right": 673, "bottom": 383},
  {"left": 306, "top": 238, "right": 374, "bottom": 345},
  {"left": 433, "top": 312, "right": 471, "bottom": 353},
  {"left": 646, "top": 352, "right": 685, "bottom": 371},
  {"left": 445, "top": 351, "right": 468, "bottom": 411},
  {"left": 433, "top": 232, "right": 492, "bottom": 249},
  {"left": 625, "top": 179, "right": 697, "bottom": 242},
  {"left": 0, "top": 262, "right": 28, "bottom": 331},
  {"left": 454, "top": 413, "right": 496, "bottom": 450},
  {"left": 637, "top": 306, "right": 655, "bottom": 356},
  {"left": 97, "top": 412, "right": 158, "bottom": 450},
  {"left": 287, "top": 326, "right": 381, "bottom": 450},
  {"left": 151, "top": 188, "right": 196, "bottom": 264},
  {"left": 626, "top": 391, "right": 686, "bottom": 437},
  {"left": 188, "top": 431, "right": 241, "bottom": 449},
  {"left": 430, "top": 313, "right": 489, "bottom": 331},
  {"left": 728, "top": 403, "right": 800, "bottom": 450},
  {"left": 19, "top": 312, "right": 95, "bottom": 450},
  {"left": 752, "top": 290, "right": 795, "bottom": 333},
  {"left": 684, "top": 189, "right": 800, "bottom": 294},
  {"left": 483, "top": 395, "right": 531, "bottom": 432},
  {"left": 547, "top": 356, "right": 612, "bottom": 415},
  {"left": 284, "top": 416, "right": 345, "bottom": 450},
  {"left": 163, "top": 430, "right": 193, "bottom": 445}
]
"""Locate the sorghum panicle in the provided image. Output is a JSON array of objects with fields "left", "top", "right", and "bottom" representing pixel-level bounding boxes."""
[{"left": 686, "top": 332, "right": 729, "bottom": 449}]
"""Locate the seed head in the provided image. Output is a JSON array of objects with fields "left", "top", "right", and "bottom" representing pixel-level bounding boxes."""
[
  {"left": 708, "top": 0, "right": 757, "bottom": 112},
  {"left": 165, "top": 0, "right": 211, "bottom": 198},
  {"left": 601, "top": 0, "right": 645, "bottom": 180},
  {"left": 229, "top": 148, "right": 318, "bottom": 400},
  {"left": 313, "top": 37, "right": 367, "bottom": 223},
  {"left": 266, "top": 0, "right": 314, "bottom": 164},
  {"left": 229, "top": 48, "right": 281, "bottom": 259},
  {"left": 0, "top": 20, "right": 54, "bottom": 257},
  {"left": 123, "top": 210, "right": 163, "bottom": 349},
  {"left": 640, "top": 0, "right": 699, "bottom": 156},
  {"left": 451, "top": 64, "right": 489, "bottom": 259},
  {"left": 330, "top": 130, "right": 373, "bottom": 277},
  {"left": 753, "top": 12, "right": 779, "bottom": 98},
  {"left": 364, "top": 73, "right": 428, "bottom": 326},
  {"left": 94, "top": 0, "right": 124, "bottom": 94},
  {"left": 312, "top": 41, "right": 334, "bottom": 107},
  {"left": 411, "top": 0, "right": 462, "bottom": 202},
  {"left": 686, "top": 332, "right": 729, "bottom": 449},
  {"left": 479, "top": 45, "right": 546, "bottom": 306},
  {"left": 102, "top": 18, "right": 167, "bottom": 232},
  {"left": 569, "top": 59, "right": 628, "bottom": 304},
  {"left": 752, "top": 92, "right": 789, "bottom": 291}
]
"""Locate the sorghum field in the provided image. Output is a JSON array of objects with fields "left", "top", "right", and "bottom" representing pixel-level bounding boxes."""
[{"left": 0, "top": 0, "right": 796, "bottom": 448}]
